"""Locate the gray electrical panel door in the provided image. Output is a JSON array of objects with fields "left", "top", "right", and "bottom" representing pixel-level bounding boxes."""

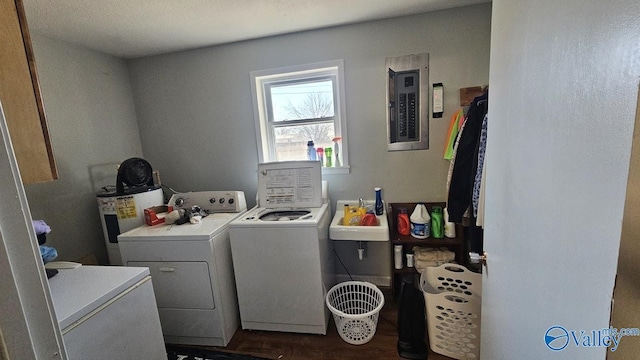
[{"left": 386, "top": 53, "right": 429, "bottom": 151}]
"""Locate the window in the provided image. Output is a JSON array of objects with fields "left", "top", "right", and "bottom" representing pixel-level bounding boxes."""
[{"left": 251, "top": 60, "right": 349, "bottom": 174}]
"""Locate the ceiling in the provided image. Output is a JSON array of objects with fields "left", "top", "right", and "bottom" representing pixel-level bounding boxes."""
[{"left": 22, "top": 0, "right": 490, "bottom": 59}]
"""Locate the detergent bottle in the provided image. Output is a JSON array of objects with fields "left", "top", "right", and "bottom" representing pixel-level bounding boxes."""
[
  {"left": 431, "top": 206, "right": 444, "bottom": 238},
  {"left": 361, "top": 211, "right": 378, "bottom": 226},
  {"left": 343, "top": 204, "right": 366, "bottom": 226},
  {"left": 444, "top": 207, "right": 456, "bottom": 238},
  {"left": 410, "top": 203, "right": 430, "bottom": 239},
  {"left": 397, "top": 208, "right": 410, "bottom": 236}
]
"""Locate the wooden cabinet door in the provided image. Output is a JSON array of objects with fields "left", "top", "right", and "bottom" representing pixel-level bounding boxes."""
[{"left": 0, "top": 0, "right": 57, "bottom": 183}]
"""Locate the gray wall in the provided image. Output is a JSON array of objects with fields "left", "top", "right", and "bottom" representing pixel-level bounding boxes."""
[
  {"left": 24, "top": 34, "right": 144, "bottom": 264},
  {"left": 128, "top": 3, "right": 492, "bottom": 282},
  {"left": 481, "top": 0, "right": 640, "bottom": 358}
]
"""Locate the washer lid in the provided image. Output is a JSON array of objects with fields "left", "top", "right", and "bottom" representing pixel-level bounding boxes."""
[
  {"left": 259, "top": 210, "right": 311, "bottom": 221},
  {"left": 257, "top": 160, "right": 322, "bottom": 208}
]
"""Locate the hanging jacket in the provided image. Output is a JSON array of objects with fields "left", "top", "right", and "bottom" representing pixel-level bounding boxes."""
[{"left": 447, "top": 92, "right": 488, "bottom": 223}]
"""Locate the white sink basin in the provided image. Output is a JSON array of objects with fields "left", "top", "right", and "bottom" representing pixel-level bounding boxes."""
[{"left": 329, "top": 200, "right": 389, "bottom": 242}]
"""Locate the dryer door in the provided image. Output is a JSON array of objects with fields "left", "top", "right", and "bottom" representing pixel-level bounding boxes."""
[{"left": 128, "top": 261, "right": 215, "bottom": 309}]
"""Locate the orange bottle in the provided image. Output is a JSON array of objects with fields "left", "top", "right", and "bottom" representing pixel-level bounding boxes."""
[
  {"left": 361, "top": 212, "right": 378, "bottom": 226},
  {"left": 397, "top": 208, "right": 410, "bottom": 235}
]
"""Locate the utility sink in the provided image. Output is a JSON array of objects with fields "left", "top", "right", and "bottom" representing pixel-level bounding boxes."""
[{"left": 329, "top": 200, "right": 389, "bottom": 242}]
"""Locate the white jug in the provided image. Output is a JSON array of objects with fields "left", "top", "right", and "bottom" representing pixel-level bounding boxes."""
[{"left": 410, "top": 203, "right": 431, "bottom": 239}]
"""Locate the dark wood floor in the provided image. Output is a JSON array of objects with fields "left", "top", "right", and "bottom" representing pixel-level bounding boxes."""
[{"left": 207, "top": 290, "right": 452, "bottom": 360}]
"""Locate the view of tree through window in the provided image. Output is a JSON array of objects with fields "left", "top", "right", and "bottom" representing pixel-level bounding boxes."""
[
  {"left": 252, "top": 60, "right": 347, "bottom": 169},
  {"left": 270, "top": 79, "right": 335, "bottom": 161}
]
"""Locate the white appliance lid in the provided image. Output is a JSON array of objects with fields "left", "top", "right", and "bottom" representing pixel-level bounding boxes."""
[
  {"left": 118, "top": 213, "right": 240, "bottom": 241},
  {"left": 48, "top": 266, "right": 149, "bottom": 329},
  {"left": 257, "top": 161, "right": 322, "bottom": 208}
]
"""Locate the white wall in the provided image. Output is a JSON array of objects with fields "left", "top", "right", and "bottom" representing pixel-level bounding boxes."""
[
  {"left": 128, "top": 3, "right": 492, "bottom": 280},
  {"left": 24, "top": 34, "right": 144, "bottom": 264},
  {"left": 481, "top": 0, "right": 640, "bottom": 358}
]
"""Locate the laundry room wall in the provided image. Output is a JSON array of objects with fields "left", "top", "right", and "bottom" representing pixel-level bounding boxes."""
[
  {"left": 127, "top": 3, "right": 492, "bottom": 283},
  {"left": 22, "top": 34, "right": 144, "bottom": 264}
]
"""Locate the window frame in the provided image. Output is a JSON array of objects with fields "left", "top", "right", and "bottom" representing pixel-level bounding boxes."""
[{"left": 250, "top": 60, "right": 349, "bottom": 174}]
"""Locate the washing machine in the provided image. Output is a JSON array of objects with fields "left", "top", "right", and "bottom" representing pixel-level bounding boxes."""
[
  {"left": 229, "top": 161, "right": 334, "bottom": 335},
  {"left": 118, "top": 191, "right": 247, "bottom": 347}
]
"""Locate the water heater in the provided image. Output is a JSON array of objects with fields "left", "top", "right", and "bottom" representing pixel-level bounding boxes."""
[
  {"left": 95, "top": 158, "right": 164, "bottom": 265},
  {"left": 97, "top": 188, "right": 163, "bottom": 265}
]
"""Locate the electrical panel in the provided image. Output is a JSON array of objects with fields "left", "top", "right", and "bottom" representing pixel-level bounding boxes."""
[{"left": 386, "top": 53, "right": 429, "bottom": 151}]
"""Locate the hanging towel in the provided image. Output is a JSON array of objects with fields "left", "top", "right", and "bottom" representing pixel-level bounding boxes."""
[{"left": 443, "top": 109, "right": 465, "bottom": 160}]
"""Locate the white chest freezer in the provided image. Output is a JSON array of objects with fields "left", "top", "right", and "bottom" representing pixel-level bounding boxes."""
[{"left": 47, "top": 266, "right": 166, "bottom": 360}]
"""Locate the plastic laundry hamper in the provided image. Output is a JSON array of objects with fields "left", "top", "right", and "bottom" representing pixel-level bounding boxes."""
[
  {"left": 420, "top": 263, "right": 482, "bottom": 360},
  {"left": 326, "top": 281, "right": 385, "bottom": 345}
]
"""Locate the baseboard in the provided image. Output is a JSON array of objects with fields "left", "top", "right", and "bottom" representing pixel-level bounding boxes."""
[{"left": 335, "top": 274, "right": 391, "bottom": 287}]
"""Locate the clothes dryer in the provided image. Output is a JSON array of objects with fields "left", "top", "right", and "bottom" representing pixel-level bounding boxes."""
[
  {"left": 118, "top": 191, "right": 246, "bottom": 347},
  {"left": 229, "top": 161, "right": 334, "bottom": 335}
]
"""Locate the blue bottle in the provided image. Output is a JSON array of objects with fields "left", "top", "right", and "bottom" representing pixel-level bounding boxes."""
[
  {"left": 375, "top": 187, "right": 384, "bottom": 216},
  {"left": 307, "top": 141, "right": 317, "bottom": 160}
]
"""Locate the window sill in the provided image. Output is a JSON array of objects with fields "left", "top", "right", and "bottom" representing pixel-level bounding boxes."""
[{"left": 321, "top": 166, "right": 350, "bottom": 175}]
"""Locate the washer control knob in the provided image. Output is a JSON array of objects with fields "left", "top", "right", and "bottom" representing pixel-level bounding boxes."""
[
  {"left": 174, "top": 198, "right": 184, "bottom": 207},
  {"left": 228, "top": 198, "right": 235, "bottom": 204},
  {"left": 209, "top": 197, "right": 216, "bottom": 204},
  {"left": 219, "top": 198, "right": 225, "bottom": 204}
]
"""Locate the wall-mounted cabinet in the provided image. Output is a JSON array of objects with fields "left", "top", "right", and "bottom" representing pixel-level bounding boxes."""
[{"left": 0, "top": 0, "right": 57, "bottom": 183}]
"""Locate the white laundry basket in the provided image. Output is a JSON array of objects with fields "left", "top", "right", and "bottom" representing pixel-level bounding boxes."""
[
  {"left": 326, "top": 281, "right": 385, "bottom": 345},
  {"left": 421, "top": 263, "right": 482, "bottom": 360}
]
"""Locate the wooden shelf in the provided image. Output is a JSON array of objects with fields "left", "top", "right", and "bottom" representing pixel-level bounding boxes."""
[
  {"left": 391, "top": 234, "right": 462, "bottom": 246},
  {"left": 388, "top": 202, "right": 467, "bottom": 297}
]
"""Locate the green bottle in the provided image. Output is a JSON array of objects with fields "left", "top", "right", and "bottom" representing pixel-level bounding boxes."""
[
  {"left": 325, "top": 147, "right": 333, "bottom": 167},
  {"left": 431, "top": 206, "right": 444, "bottom": 238}
]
